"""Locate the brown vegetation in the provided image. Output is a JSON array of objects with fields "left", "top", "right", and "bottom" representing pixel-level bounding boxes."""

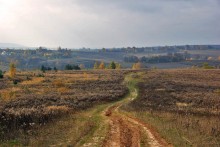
[
  {"left": 130, "top": 69, "right": 220, "bottom": 115},
  {"left": 0, "top": 70, "right": 129, "bottom": 140},
  {"left": 9, "top": 63, "right": 16, "bottom": 79},
  {"left": 127, "top": 69, "right": 220, "bottom": 146}
]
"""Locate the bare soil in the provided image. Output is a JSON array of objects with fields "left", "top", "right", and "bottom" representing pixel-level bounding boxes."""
[{"left": 102, "top": 90, "right": 171, "bottom": 147}]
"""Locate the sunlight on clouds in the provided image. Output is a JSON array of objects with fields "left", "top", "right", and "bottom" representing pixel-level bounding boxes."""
[
  {"left": 0, "top": 0, "right": 219, "bottom": 48},
  {"left": 0, "top": 1, "right": 17, "bottom": 24}
]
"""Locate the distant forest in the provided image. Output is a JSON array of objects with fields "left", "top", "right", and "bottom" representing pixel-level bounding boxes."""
[{"left": 0, "top": 45, "right": 220, "bottom": 70}]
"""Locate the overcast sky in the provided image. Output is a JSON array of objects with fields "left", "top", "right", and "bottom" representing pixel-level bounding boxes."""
[{"left": 0, "top": 0, "right": 219, "bottom": 48}]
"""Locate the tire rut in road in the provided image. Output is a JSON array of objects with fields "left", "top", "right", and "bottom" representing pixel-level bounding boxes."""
[
  {"left": 102, "top": 114, "right": 140, "bottom": 147},
  {"left": 81, "top": 74, "right": 172, "bottom": 147},
  {"left": 102, "top": 88, "right": 171, "bottom": 147}
]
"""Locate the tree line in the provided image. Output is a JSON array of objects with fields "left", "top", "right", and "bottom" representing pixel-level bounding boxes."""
[
  {"left": 93, "top": 61, "right": 121, "bottom": 69},
  {"left": 124, "top": 53, "right": 189, "bottom": 63}
]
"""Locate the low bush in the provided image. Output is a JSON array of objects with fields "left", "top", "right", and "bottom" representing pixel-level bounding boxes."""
[{"left": 0, "top": 70, "right": 3, "bottom": 79}]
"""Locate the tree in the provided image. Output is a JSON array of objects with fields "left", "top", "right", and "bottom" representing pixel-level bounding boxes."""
[
  {"left": 9, "top": 63, "right": 16, "bottom": 78},
  {"left": 65, "top": 64, "right": 72, "bottom": 70},
  {"left": 41, "top": 65, "right": 53, "bottom": 72},
  {"left": 57, "top": 46, "right": 62, "bottom": 51},
  {"left": 65, "top": 64, "right": 80, "bottom": 70},
  {"left": 79, "top": 64, "right": 85, "bottom": 70},
  {"left": 140, "top": 56, "right": 147, "bottom": 62},
  {"left": 123, "top": 55, "right": 139, "bottom": 63},
  {"left": 102, "top": 48, "right": 106, "bottom": 52},
  {"left": 94, "top": 62, "right": 99, "bottom": 69},
  {"left": 47, "top": 67, "right": 52, "bottom": 71},
  {"left": 99, "top": 61, "right": 105, "bottom": 69},
  {"left": 135, "top": 62, "right": 142, "bottom": 69},
  {"left": 41, "top": 65, "right": 46, "bottom": 73},
  {"left": 54, "top": 67, "right": 58, "bottom": 72},
  {"left": 132, "top": 63, "right": 136, "bottom": 70},
  {"left": 73, "top": 65, "right": 80, "bottom": 70},
  {"left": 116, "top": 63, "right": 121, "bottom": 69},
  {"left": 203, "top": 62, "right": 214, "bottom": 69},
  {"left": 132, "top": 62, "right": 142, "bottom": 70},
  {"left": 0, "top": 69, "right": 3, "bottom": 78},
  {"left": 109, "top": 61, "right": 116, "bottom": 69}
]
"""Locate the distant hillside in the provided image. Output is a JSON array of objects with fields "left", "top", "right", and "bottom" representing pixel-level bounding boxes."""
[
  {"left": 0, "top": 44, "right": 220, "bottom": 70},
  {"left": 0, "top": 43, "right": 26, "bottom": 49}
]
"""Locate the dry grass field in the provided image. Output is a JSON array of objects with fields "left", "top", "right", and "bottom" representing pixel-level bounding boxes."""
[
  {"left": 0, "top": 69, "right": 219, "bottom": 146},
  {"left": 124, "top": 69, "right": 220, "bottom": 146},
  {"left": 0, "top": 70, "right": 128, "bottom": 141},
  {"left": 130, "top": 69, "right": 220, "bottom": 115}
]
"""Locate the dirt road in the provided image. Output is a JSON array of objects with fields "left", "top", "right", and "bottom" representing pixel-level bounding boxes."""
[
  {"left": 82, "top": 74, "right": 172, "bottom": 147},
  {"left": 102, "top": 90, "right": 169, "bottom": 147}
]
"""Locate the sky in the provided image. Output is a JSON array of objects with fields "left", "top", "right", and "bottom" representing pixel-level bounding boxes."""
[{"left": 0, "top": 0, "right": 219, "bottom": 48}]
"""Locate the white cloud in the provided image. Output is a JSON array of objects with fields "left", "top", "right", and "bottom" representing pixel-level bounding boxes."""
[{"left": 0, "top": 0, "right": 219, "bottom": 48}]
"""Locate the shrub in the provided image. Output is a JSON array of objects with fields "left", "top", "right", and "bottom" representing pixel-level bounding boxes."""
[
  {"left": 41, "top": 65, "right": 53, "bottom": 72},
  {"left": 41, "top": 65, "right": 46, "bottom": 73},
  {"left": 132, "top": 62, "right": 142, "bottom": 70},
  {"left": 54, "top": 67, "right": 58, "bottom": 72},
  {"left": 0, "top": 70, "right": 3, "bottom": 79},
  {"left": 1, "top": 90, "right": 16, "bottom": 101},
  {"left": 65, "top": 64, "right": 80, "bottom": 70},
  {"left": 203, "top": 62, "right": 215, "bottom": 69},
  {"left": 214, "top": 89, "right": 220, "bottom": 95},
  {"left": 37, "top": 73, "right": 45, "bottom": 77},
  {"left": 9, "top": 63, "right": 16, "bottom": 78},
  {"left": 45, "top": 106, "right": 70, "bottom": 115},
  {"left": 57, "top": 87, "right": 69, "bottom": 94},
  {"left": 53, "top": 79, "right": 65, "bottom": 87},
  {"left": 13, "top": 80, "right": 18, "bottom": 85},
  {"left": 93, "top": 62, "right": 99, "bottom": 69},
  {"left": 109, "top": 61, "right": 116, "bottom": 69},
  {"left": 99, "top": 61, "right": 105, "bottom": 69}
]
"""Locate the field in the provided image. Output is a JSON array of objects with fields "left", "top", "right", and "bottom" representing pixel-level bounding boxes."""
[
  {"left": 124, "top": 69, "right": 220, "bottom": 146},
  {"left": 0, "top": 69, "right": 220, "bottom": 146},
  {"left": 0, "top": 70, "right": 128, "bottom": 142}
]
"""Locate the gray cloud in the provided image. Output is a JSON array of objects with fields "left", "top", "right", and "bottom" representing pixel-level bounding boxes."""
[{"left": 0, "top": 0, "right": 219, "bottom": 48}]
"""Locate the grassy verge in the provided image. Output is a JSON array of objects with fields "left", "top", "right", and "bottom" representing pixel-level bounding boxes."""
[
  {"left": 32, "top": 103, "right": 114, "bottom": 147},
  {"left": 140, "top": 129, "right": 150, "bottom": 147},
  {"left": 74, "top": 104, "right": 110, "bottom": 147}
]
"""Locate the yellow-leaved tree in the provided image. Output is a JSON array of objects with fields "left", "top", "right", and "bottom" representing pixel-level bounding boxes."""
[
  {"left": 93, "top": 61, "right": 99, "bottom": 69},
  {"left": 99, "top": 61, "right": 105, "bottom": 69},
  {"left": 132, "top": 62, "right": 142, "bottom": 70},
  {"left": 116, "top": 63, "right": 121, "bottom": 69},
  {"left": 9, "top": 63, "right": 16, "bottom": 78}
]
